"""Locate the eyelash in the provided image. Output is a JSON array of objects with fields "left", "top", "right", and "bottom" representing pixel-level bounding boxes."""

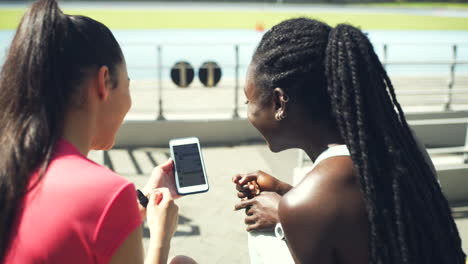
[{"left": 244, "top": 100, "right": 249, "bottom": 105}]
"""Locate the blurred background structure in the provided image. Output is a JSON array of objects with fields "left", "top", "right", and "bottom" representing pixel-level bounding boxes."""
[{"left": 1, "top": 0, "right": 468, "bottom": 263}]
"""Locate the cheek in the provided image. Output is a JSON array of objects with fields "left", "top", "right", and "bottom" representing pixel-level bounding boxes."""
[
  {"left": 247, "top": 104, "right": 255, "bottom": 123},
  {"left": 248, "top": 104, "right": 272, "bottom": 134},
  {"left": 124, "top": 88, "right": 132, "bottom": 114},
  {"left": 247, "top": 104, "right": 262, "bottom": 128},
  {"left": 127, "top": 93, "right": 132, "bottom": 113}
]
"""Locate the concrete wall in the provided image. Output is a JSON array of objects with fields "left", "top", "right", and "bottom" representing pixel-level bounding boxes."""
[
  {"left": 115, "top": 119, "right": 263, "bottom": 148},
  {"left": 407, "top": 111, "right": 468, "bottom": 148},
  {"left": 115, "top": 111, "right": 468, "bottom": 148},
  {"left": 410, "top": 121, "right": 467, "bottom": 148},
  {"left": 438, "top": 165, "right": 468, "bottom": 204},
  {"left": 406, "top": 111, "right": 468, "bottom": 121}
]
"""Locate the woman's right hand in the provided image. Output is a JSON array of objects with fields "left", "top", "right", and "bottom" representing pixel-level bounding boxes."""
[
  {"left": 146, "top": 188, "right": 179, "bottom": 248},
  {"left": 234, "top": 191, "right": 282, "bottom": 232},
  {"left": 232, "top": 170, "right": 288, "bottom": 198},
  {"left": 141, "top": 159, "right": 180, "bottom": 201}
]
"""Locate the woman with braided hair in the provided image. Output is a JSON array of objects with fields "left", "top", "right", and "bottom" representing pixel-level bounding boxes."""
[{"left": 233, "top": 18, "right": 466, "bottom": 263}]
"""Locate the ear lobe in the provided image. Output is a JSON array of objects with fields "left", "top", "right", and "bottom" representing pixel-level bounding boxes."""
[
  {"left": 273, "top": 87, "right": 289, "bottom": 111},
  {"left": 96, "top": 66, "right": 111, "bottom": 102}
]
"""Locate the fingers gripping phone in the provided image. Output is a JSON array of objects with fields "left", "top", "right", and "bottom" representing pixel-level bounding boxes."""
[{"left": 169, "top": 137, "right": 209, "bottom": 195}]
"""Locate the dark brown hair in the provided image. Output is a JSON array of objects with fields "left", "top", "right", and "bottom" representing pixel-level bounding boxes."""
[{"left": 0, "top": 0, "right": 123, "bottom": 260}]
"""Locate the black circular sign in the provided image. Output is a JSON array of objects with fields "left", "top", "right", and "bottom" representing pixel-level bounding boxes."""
[
  {"left": 198, "top": 61, "right": 222, "bottom": 88},
  {"left": 170, "top": 61, "right": 194, "bottom": 88}
]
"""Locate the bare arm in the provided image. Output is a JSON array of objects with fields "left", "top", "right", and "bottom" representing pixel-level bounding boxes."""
[
  {"left": 108, "top": 222, "right": 172, "bottom": 264},
  {"left": 110, "top": 159, "right": 191, "bottom": 264},
  {"left": 109, "top": 227, "right": 145, "bottom": 264},
  {"left": 279, "top": 181, "right": 340, "bottom": 263},
  {"left": 278, "top": 157, "right": 362, "bottom": 263},
  {"left": 144, "top": 236, "right": 171, "bottom": 264},
  {"left": 109, "top": 188, "right": 178, "bottom": 264}
]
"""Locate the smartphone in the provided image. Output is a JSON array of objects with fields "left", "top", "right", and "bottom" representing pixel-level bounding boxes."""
[{"left": 169, "top": 137, "right": 209, "bottom": 195}]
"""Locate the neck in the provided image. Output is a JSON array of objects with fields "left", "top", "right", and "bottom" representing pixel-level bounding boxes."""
[
  {"left": 62, "top": 110, "right": 95, "bottom": 156},
  {"left": 296, "top": 119, "right": 344, "bottom": 162}
]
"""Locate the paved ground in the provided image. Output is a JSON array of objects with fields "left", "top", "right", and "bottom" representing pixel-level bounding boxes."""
[
  {"left": 88, "top": 143, "right": 468, "bottom": 263},
  {"left": 89, "top": 143, "right": 298, "bottom": 263}
]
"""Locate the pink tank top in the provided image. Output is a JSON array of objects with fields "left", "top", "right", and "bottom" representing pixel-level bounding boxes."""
[{"left": 5, "top": 139, "right": 142, "bottom": 263}]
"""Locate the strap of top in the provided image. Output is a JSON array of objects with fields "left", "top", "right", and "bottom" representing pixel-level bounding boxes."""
[{"left": 311, "top": 145, "right": 350, "bottom": 170}]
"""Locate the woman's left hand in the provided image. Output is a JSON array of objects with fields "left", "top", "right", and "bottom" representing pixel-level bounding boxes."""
[
  {"left": 141, "top": 158, "right": 181, "bottom": 201},
  {"left": 234, "top": 192, "right": 282, "bottom": 232}
]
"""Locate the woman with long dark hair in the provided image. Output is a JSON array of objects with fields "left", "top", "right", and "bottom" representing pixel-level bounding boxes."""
[
  {"left": 233, "top": 18, "right": 466, "bottom": 263},
  {"left": 0, "top": 1, "right": 195, "bottom": 263}
]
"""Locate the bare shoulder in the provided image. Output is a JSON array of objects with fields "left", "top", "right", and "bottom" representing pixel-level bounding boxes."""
[
  {"left": 280, "top": 155, "right": 357, "bottom": 216},
  {"left": 278, "top": 156, "right": 367, "bottom": 263}
]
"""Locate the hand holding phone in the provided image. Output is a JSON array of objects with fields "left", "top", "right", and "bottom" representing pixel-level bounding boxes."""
[
  {"left": 142, "top": 159, "right": 181, "bottom": 200},
  {"left": 170, "top": 137, "right": 209, "bottom": 195}
]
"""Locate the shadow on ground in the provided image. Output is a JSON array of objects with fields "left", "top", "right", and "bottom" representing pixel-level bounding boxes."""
[{"left": 101, "top": 147, "right": 171, "bottom": 175}]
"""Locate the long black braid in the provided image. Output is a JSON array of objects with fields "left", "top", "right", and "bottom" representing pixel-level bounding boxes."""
[{"left": 252, "top": 18, "right": 466, "bottom": 263}]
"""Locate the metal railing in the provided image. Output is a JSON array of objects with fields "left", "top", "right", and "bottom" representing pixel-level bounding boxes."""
[
  {"left": 118, "top": 42, "right": 468, "bottom": 120},
  {"left": 2, "top": 42, "right": 467, "bottom": 119},
  {"left": 118, "top": 42, "right": 249, "bottom": 120},
  {"left": 380, "top": 44, "right": 468, "bottom": 111}
]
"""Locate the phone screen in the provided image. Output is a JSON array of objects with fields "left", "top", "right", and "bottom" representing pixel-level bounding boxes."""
[{"left": 173, "top": 143, "right": 206, "bottom": 187}]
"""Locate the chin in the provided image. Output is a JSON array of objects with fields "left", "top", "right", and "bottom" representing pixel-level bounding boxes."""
[
  {"left": 101, "top": 142, "right": 114, "bottom": 150},
  {"left": 91, "top": 139, "right": 115, "bottom": 151},
  {"left": 266, "top": 140, "right": 283, "bottom": 153},
  {"left": 263, "top": 135, "right": 280, "bottom": 153},
  {"left": 266, "top": 137, "right": 293, "bottom": 153}
]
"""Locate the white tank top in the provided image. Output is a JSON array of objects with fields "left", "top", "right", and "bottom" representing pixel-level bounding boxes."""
[{"left": 311, "top": 144, "right": 350, "bottom": 170}]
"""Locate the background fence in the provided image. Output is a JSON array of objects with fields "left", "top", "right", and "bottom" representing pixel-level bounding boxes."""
[{"left": 119, "top": 41, "right": 468, "bottom": 120}]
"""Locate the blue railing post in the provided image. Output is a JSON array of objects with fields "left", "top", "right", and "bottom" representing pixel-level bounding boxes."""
[
  {"left": 464, "top": 121, "right": 468, "bottom": 164},
  {"left": 383, "top": 43, "right": 388, "bottom": 70},
  {"left": 233, "top": 44, "right": 240, "bottom": 119},
  {"left": 157, "top": 45, "right": 166, "bottom": 121},
  {"left": 444, "top": 44, "right": 457, "bottom": 111}
]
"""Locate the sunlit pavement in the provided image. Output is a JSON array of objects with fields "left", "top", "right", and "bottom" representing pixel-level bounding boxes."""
[{"left": 89, "top": 144, "right": 297, "bottom": 263}]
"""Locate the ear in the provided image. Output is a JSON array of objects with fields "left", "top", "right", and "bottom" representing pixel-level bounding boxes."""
[
  {"left": 273, "top": 87, "right": 289, "bottom": 113},
  {"left": 96, "top": 66, "right": 111, "bottom": 102}
]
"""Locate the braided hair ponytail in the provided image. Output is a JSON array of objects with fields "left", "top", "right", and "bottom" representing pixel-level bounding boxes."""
[{"left": 252, "top": 17, "right": 466, "bottom": 263}]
